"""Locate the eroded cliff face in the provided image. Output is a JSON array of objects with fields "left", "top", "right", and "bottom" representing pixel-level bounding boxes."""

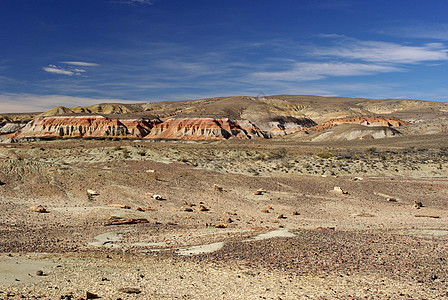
[
  {"left": 307, "top": 116, "right": 410, "bottom": 133},
  {"left": 146, "top": 118, "right": 268, "bottom": 140},
  {"left": 11, "top": 114, "right": 410, "bottom": 141},
  {"left": 16, "top": 116, "right": 161, "bottom": 139},
  {"left": 15, "top": 116, "right": 273, "bottom": 140}
]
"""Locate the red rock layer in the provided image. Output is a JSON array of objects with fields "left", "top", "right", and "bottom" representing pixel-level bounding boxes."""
[
  {"left": 146, "top": 118, "right": 268, "bottom": 140},
  {"left": 16, "top": 116, "right": 160, "bottom": 138},
  {"left": 16, "top": 116, "right": 269, "bottom": 140},
  {"left": 307, "top": 116, "right": 410, "bottom": 133}
]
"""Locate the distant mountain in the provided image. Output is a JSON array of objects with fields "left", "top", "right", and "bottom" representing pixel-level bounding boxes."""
[{"left": 1, "top": 95, "right": 447, "bottom": 141}]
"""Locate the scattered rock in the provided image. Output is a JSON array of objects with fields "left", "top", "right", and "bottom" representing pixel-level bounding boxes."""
[
  {"left": 199, "top": 205, "right": 209, "bottom": 211},
  {"left": 254, "top": 189, "right": 267, "bottom": 195},
  {"left": 333, "top": 187, "right": 348, "bottom": 194},
  {"left": 415, "top": 214, "right": 440, "bottom": 218},
  {"left": 261, "top": 209, "right": 269, "bottom": 213},
  {"left": 387, "top": 197, "right": 397, "bottom": 202},
  {"left": 276, "top": 214, "right": 285, "bottom": 219},
  {"left": 87, "top": 189, "right": 99, "bottom": 195},
  {"left": 292, "top": 211, "right": 299, "bottom": 215},
  {"left": 146, "top": 192, "right": 163, "bottom": 200},
  {"left": 213, "top": 184, "right": 223, "bottom": 192},
  {"left": 267, "top": 206, "right": 273, "bottom": 210},
  {"left": 118, "top": 287, "right": 141, "bottom": 294},
  {"left": 87, "top": 189, "right": 99, "bottom": 201},
  {"left": 183, "top": 207, "right": 193, "bottom": 212},
  {"left": 106, "top": 216, "right": 149, "bottom": 225},
  {"left": 351, "top": 177, "right": 363, "bottom": 181},
  {"left": 413, "top": 200, "right": 423, "bottom": 209},
  {"left": 135, "top": 207, "right": 144, "bottom": 211},
  {"left": 316, "top": 226, "right": 335, "bottom": 230},
  {"left": 108, "top": 204, "right": 131, "bottom": 209},
  {"left": 30, "top": 205, "right": 47, "bottom": 213},
  {"left": 215, "top": 224, "right": 227, "bottom": 228},
  {"left": 226, "top": 218, "right": 234, "bottom": 223},
  {"left": 86, "top": 291, "right": 99, "bottom": 299},
  {"left": 355, "top": 213, "right": 375, "bottom": 217},
  {"left": 36, "top": 270, "right": 44, "bottom": 276}
]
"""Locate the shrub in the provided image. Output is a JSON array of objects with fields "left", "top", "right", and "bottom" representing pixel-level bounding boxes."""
[{"left": 316, "top": 152, "right": 333, "bottom": 159}]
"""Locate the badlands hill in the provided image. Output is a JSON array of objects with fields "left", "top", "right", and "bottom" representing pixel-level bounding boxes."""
[{"left": 1, "top": 95, "right": 447, "bottom": 141}]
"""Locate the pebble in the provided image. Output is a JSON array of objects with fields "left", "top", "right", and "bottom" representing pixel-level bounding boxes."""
[
  {"left": 199, "top": 205, "right": 209, "bottom": 211},
  {"left": 118, "top": 287, "right": 141, "bottom": 294}
]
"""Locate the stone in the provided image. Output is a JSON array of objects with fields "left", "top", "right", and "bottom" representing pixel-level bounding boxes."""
[
  {"left": 292, "top": 211, "right": 299, "bottom": 215},
  {"left": 36, "top": 270, "right": 44, "bottom": 276},
  {"left": 254, "top": 189, "right": 266, "bottom": 195},
  {"left": 333, "top": 187, "right": 348, "bottom": 194},
  {"left": 108, "top": 204, "right": 131, "bottom": 209},
  {"left": 118, "top": 287, "right": 141, "bottom": 294},
  {"left": 87, "top": 189, "right": 99, "bottom": 196},
  {"left": 86, "top": 291, "right": 99, "bottom": 299},
  {"left": 413, "top": 200, "right": 423, "bottom": 209},
  {"left": 213, "top": 184, "right": 223, "bottom": 192},
  {"left": 199, "top": 205, "right": 209, "bottom": 211},
  {"left": 215, "top": 224, "right": 227, "bottom": 228},
  {"left": 146, "top": 192, "right": 163, "bottom": 200},
  {"left": 30, "top": 205, "right": 47, "bottom": 213},
  {"left": 276, "top": 214, "right": 285, "bottom": 219}
]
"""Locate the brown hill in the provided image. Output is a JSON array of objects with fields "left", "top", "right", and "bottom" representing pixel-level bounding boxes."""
[{"left": 3, "top": 95, "right": 447, "bottom": 141}]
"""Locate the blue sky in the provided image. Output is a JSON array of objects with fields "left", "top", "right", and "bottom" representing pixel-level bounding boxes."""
[{"left": 1, "top": 0, "right": 447, "bottom": 112}]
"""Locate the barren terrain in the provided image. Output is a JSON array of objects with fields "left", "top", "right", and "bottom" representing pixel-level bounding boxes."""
[
  {"left": 1, "top": 95, "right": 448, "bottom": 299},
  {"left": 0, "top": 136, "right": 447, "bottom": 299}
]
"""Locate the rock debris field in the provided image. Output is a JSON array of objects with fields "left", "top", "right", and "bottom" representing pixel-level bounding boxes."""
[{"left": 0, "top": 139, "right": 447, "bottom": 299}]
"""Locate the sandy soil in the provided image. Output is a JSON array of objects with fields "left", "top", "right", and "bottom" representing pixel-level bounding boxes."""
[{"left": 0, "top": 139, "right": 447, "bottom": 299}]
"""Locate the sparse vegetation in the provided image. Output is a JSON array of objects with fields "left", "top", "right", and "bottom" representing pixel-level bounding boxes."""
[{"left": 316, "top": 152, "right": 333, "bottom": 159}]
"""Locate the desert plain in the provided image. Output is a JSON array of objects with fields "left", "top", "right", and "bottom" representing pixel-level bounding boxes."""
[{"left": 0, "top": 95, "right": 448, "bottom": 299}]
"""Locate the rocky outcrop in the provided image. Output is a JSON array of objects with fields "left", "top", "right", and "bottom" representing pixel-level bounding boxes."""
[
  {"left": 306, "top": 116, "right": 409, "bottom": 133},
  {"left": 146, "top": 118, "right": 269, "bottom": 140},
  {"left": 267, "top": 117, "right": 317, "bottom": 136},
  {"left": 15, "top": 116, "right": 271, "bottom": 140},
  {"left": 0, "top": 122, "right": 26, "bottom": 134},
  {"left": 16, "top": 116, "right": 161, "bottom": 139},
  {"left": 311, "top": 124, "right": 401, "bottom": 141},
  {"left": 13, "top": 114, "right": 410, "bottom": 141}
]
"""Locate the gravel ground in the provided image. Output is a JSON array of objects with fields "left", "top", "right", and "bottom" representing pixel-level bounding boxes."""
[{"left": 0, "top": 140, "right": 447, "bottom": 299}]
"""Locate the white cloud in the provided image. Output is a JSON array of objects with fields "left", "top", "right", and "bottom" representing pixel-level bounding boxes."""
[
  {"left": 43, "top": 66, "right": 76, "bottom": 76},
  {"left": 253, "top": 62, "right": 401, "bottom": 81},
  {"left": 61, "top": 61, "right": 99, "bottom": 67},
  {"left": 313, "top": 40, "right": 448, "bottom": 64},
  {"left": 43, "top": 65, "right": 86, "bottom": 76}
]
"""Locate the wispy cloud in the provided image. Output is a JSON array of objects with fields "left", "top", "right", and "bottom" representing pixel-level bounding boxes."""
[
  {"left": 252, "top": 62, "right": 401, "bottom": 81},
  {"left": 380, "top": 23, "right": 448, "bottom": 41},
  {"left": 314, "top": 40, "right": 448, "bottom": 64},
  {"left": 43, "top": 65, "right": 85, "bottom": 76},
  {"left": 61, "top": 61, "right": 99, "bottom": 67}
]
